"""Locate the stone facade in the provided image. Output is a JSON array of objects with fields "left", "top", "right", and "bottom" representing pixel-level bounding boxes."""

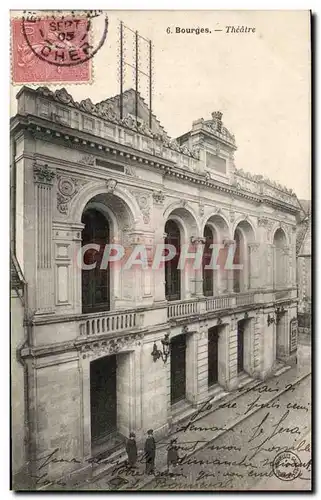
[
  {"left": 11, "top": 86, "right": 301, "bottom": 486},
  {"left": 297, "top": 200, "right": 311, "bottom": 333}
]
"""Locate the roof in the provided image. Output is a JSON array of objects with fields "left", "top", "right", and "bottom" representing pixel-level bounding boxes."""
[{"left": 96, "top": 88, "right": 168, "bottom": 137}]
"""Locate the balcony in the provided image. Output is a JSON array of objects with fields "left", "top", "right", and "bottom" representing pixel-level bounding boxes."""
[
  {"left": 167, "top": 299, "right": 200, "bottom": 319},
  {"left": 79, "top": 309, "right": 143, "bottom": 336},
  {"left": 205, "top": 295, "right": 234, "bottom": 312},
  {"left": 166, "top": 289, "right": 297, "bottom": 320}
]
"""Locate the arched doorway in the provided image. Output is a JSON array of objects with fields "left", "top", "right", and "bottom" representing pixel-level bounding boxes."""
[
  {"left": 203, "top": 225, "right": 214, "bottom": 296},
  {"left": 273, "top": 228, "right": 287, "bottom": 288},
  {"left": 165, "top": 220, "right": 181, "bottom": 301},
  {"left": 81, "top": 208, "right": 110, "bottom": 314}
]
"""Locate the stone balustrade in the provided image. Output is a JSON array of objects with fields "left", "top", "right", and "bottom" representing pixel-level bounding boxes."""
[
  {"left": 167, "top": 299, "right": 200, "bottom": 319},
  {"left": 205, "top": 295, "right": 235, "bottom": 311},
  {"left": 79, "top": 310, "right": 140, "bottom": 336}
]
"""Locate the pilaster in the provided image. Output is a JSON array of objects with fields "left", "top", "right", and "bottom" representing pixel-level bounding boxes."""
[{"left": 34, "top": 163, "right": 55, "bottom": 314}]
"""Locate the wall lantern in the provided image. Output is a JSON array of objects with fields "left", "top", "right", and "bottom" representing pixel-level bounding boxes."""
[
  {"left": 151, "top": 333, "right": 171, "bottom": 363},
  {"left": 267, "top": 313, "right": 275, "bottom": 326}
]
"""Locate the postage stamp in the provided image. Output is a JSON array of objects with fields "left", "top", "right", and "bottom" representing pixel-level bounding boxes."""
[{"left": 11, "top": 11, "right": 108, "bottom": 84}]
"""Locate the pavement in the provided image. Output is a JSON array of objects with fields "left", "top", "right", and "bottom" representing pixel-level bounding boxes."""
[{"left": 76, "top": 337, "right": 311, "bottom": 491}]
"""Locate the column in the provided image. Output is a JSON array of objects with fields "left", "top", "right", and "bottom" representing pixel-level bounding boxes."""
[
  {"left": 191, "top": 236, "right": 206, "bottom": 297},
  {"left": 248, "top": 243, "right": 260, "bottom": 290},
  {"left": 152, "top": 191, "right": 167, "bottom": 303},
  {"left": 186, "top": 330, "right": 199, "bottom": 405},
  {"left": 196, "top": 328, "right": 209, "bottom": 404},
  {"left": 226, "top": 317, "right": 239, "bottom": 391},
  {"left": 34, "top": 163, "right": 55, "bottom": 314},
  {"left": 225, "top": 241, "right": 236, "bottom": 293},
  {"left": 217, "top": 323, "right": 230, "bottom": 389}
]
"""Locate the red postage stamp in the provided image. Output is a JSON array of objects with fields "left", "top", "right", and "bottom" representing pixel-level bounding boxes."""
[{"left": 11, "top": 13, "right": 107, "bottom": 84}]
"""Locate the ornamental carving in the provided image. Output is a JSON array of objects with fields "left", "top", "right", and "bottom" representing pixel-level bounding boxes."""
[
  {"left": 191, "top": 236, "right": 206, "bottom": 245},
  {"left": 34, "top": 86, "right": 199, "bottom": 159},
  {"left": 130, "top": 189, "right": 151, "bottom": 224},
  {"left": 106, "top": 179, "right": 117, "bottom": 193},
  {"left": 77, "top": 332, "right": 144, "bottom": 360},
  {"left": 258, "top": 217, "right": 273, "bottom": 237},
  {"left": 152, "top": 190, "right": 165, "bottom": 205},
  {"left": 124, "top": 165, "right": 136, "bottom": 177},
  {"left": 56, "top": 175, "right": 87, "bottom": 215},
  {"left": 33, "top": 163, "right": 55, "bottom": 185},
  {"left": 199, "top": 203, "right": 205, "bottom": 217},
  {"left": 78, "top": 154, "right": 95, "bottom": 166}
]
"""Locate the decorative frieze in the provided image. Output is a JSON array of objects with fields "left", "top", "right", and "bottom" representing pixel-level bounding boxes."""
[
  {"left": 76, "top": 332, "right": 144, "bottom": 360},
  {"left": 78, "top": 154, "right": 95, "bottom": 166}
]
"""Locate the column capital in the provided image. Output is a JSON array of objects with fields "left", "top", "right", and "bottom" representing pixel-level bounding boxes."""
[
  {"left": 190, "top": 236, "right": 206, "bottom": 245},
  {"left": 33, "top": 162, "right": 55, "bottom": 185}
]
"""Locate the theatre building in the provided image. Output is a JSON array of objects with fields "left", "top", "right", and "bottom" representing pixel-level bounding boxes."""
[{"left": 11, "top": 86, "right": 301, "bottom": 485}]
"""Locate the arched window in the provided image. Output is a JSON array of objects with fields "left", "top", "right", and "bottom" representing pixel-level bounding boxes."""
[
  {"left": 203, "top": 225, "right": 214, "bottom": 296},
  {"left": 81, "top": 209, "right": 110, "bottom": 313},
  {"left": 165, "top": 220, "right": 181, "bottom": 301},
  {"left": 273, "top": 228, "right": 287, "bottom": 288},
  {"left": 233, "top": 229, "right": 242, "bottom": 292}
]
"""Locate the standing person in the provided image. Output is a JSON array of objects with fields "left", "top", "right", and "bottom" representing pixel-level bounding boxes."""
[
  {"left": 125, "top": 432, "right": 137, "bottom": 468},
  {"left": 144, "top": 429, "right": 156, "bottom": 475},
  {"left": 167, "top": 439, "right": 179, "bottom": 476}
]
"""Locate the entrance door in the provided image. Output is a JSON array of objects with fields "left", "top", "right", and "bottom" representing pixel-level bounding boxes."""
[
  {"left": 208, "top": 327, "right": 219, "bottom": 387},
  {"left": 237, "top": 320, "right": 245, "bottom": 373},
  {"left": 90, "top": 355, "right": 117, "bottom": 443},
  {"left": 170, "top": 334, "right": 186, "bottom": 404}
]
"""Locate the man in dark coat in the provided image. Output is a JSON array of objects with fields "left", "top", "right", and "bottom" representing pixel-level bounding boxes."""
[
  {"left": 125, "top": 432, "right": 137, "bottom": 468},
  {"left": 144, "top": 429, "right": 156, "bottom": 474}
]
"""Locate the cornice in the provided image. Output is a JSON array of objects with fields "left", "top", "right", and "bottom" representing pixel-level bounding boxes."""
[{"left": 11, "top": 115, "right": 299, "bottom": 215}]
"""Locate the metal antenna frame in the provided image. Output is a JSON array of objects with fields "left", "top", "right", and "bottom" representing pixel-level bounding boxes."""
[{"left": 119, "top": 21, "right": 153, "bottom": 129}]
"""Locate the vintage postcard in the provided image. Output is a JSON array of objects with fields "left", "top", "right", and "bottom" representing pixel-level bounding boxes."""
[{"left": 10, "top": 9, "right": 311, "bottom": 491}]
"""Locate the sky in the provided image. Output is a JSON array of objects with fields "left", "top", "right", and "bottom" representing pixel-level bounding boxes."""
[{"left": 10, "top": 10, "right": 311, "bottom": 199}]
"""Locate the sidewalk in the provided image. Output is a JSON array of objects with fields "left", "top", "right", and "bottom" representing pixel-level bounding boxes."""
[{"left": 78, "top": 342, "right": 311, "bottom": 491}]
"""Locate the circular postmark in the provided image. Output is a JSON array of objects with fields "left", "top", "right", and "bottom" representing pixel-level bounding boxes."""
[
  {"left": 21, "top": 10, "right": 108, "bottom": 67},
  {"left": 272, "top": 451, "right": 302, "bottom": 481}
]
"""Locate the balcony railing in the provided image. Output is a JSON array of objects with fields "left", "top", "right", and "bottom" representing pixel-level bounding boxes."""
[
  {"left": 167, "top": 299, "right": 200, "bottom": 319},
  {"left": 235, "top": 292, "right": 255, "bottom": 307},
  {"left": 275, "top": 289, "right": 291, "bottom": 301},
  {"left": 205, "top": 295, "right": 234, "bottom": 311},
  {"left": 79, "top": 310, "right": 140, "bottom": 336}
]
